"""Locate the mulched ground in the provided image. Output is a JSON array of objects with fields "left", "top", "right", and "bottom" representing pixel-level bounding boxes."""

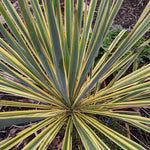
[
  {"left": 93, "top": 0, "right": 150, "bottom": 39},
  {"left": 114, "top": 0, "right": 150, "bottom": 39},
  {"left": 0, "top": 0, "right": 150, "bottom": 149}
]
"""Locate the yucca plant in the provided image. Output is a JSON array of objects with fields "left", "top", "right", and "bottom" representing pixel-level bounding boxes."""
[{"left": 0, "top": 0, "right": 150, "bottom": 149}]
